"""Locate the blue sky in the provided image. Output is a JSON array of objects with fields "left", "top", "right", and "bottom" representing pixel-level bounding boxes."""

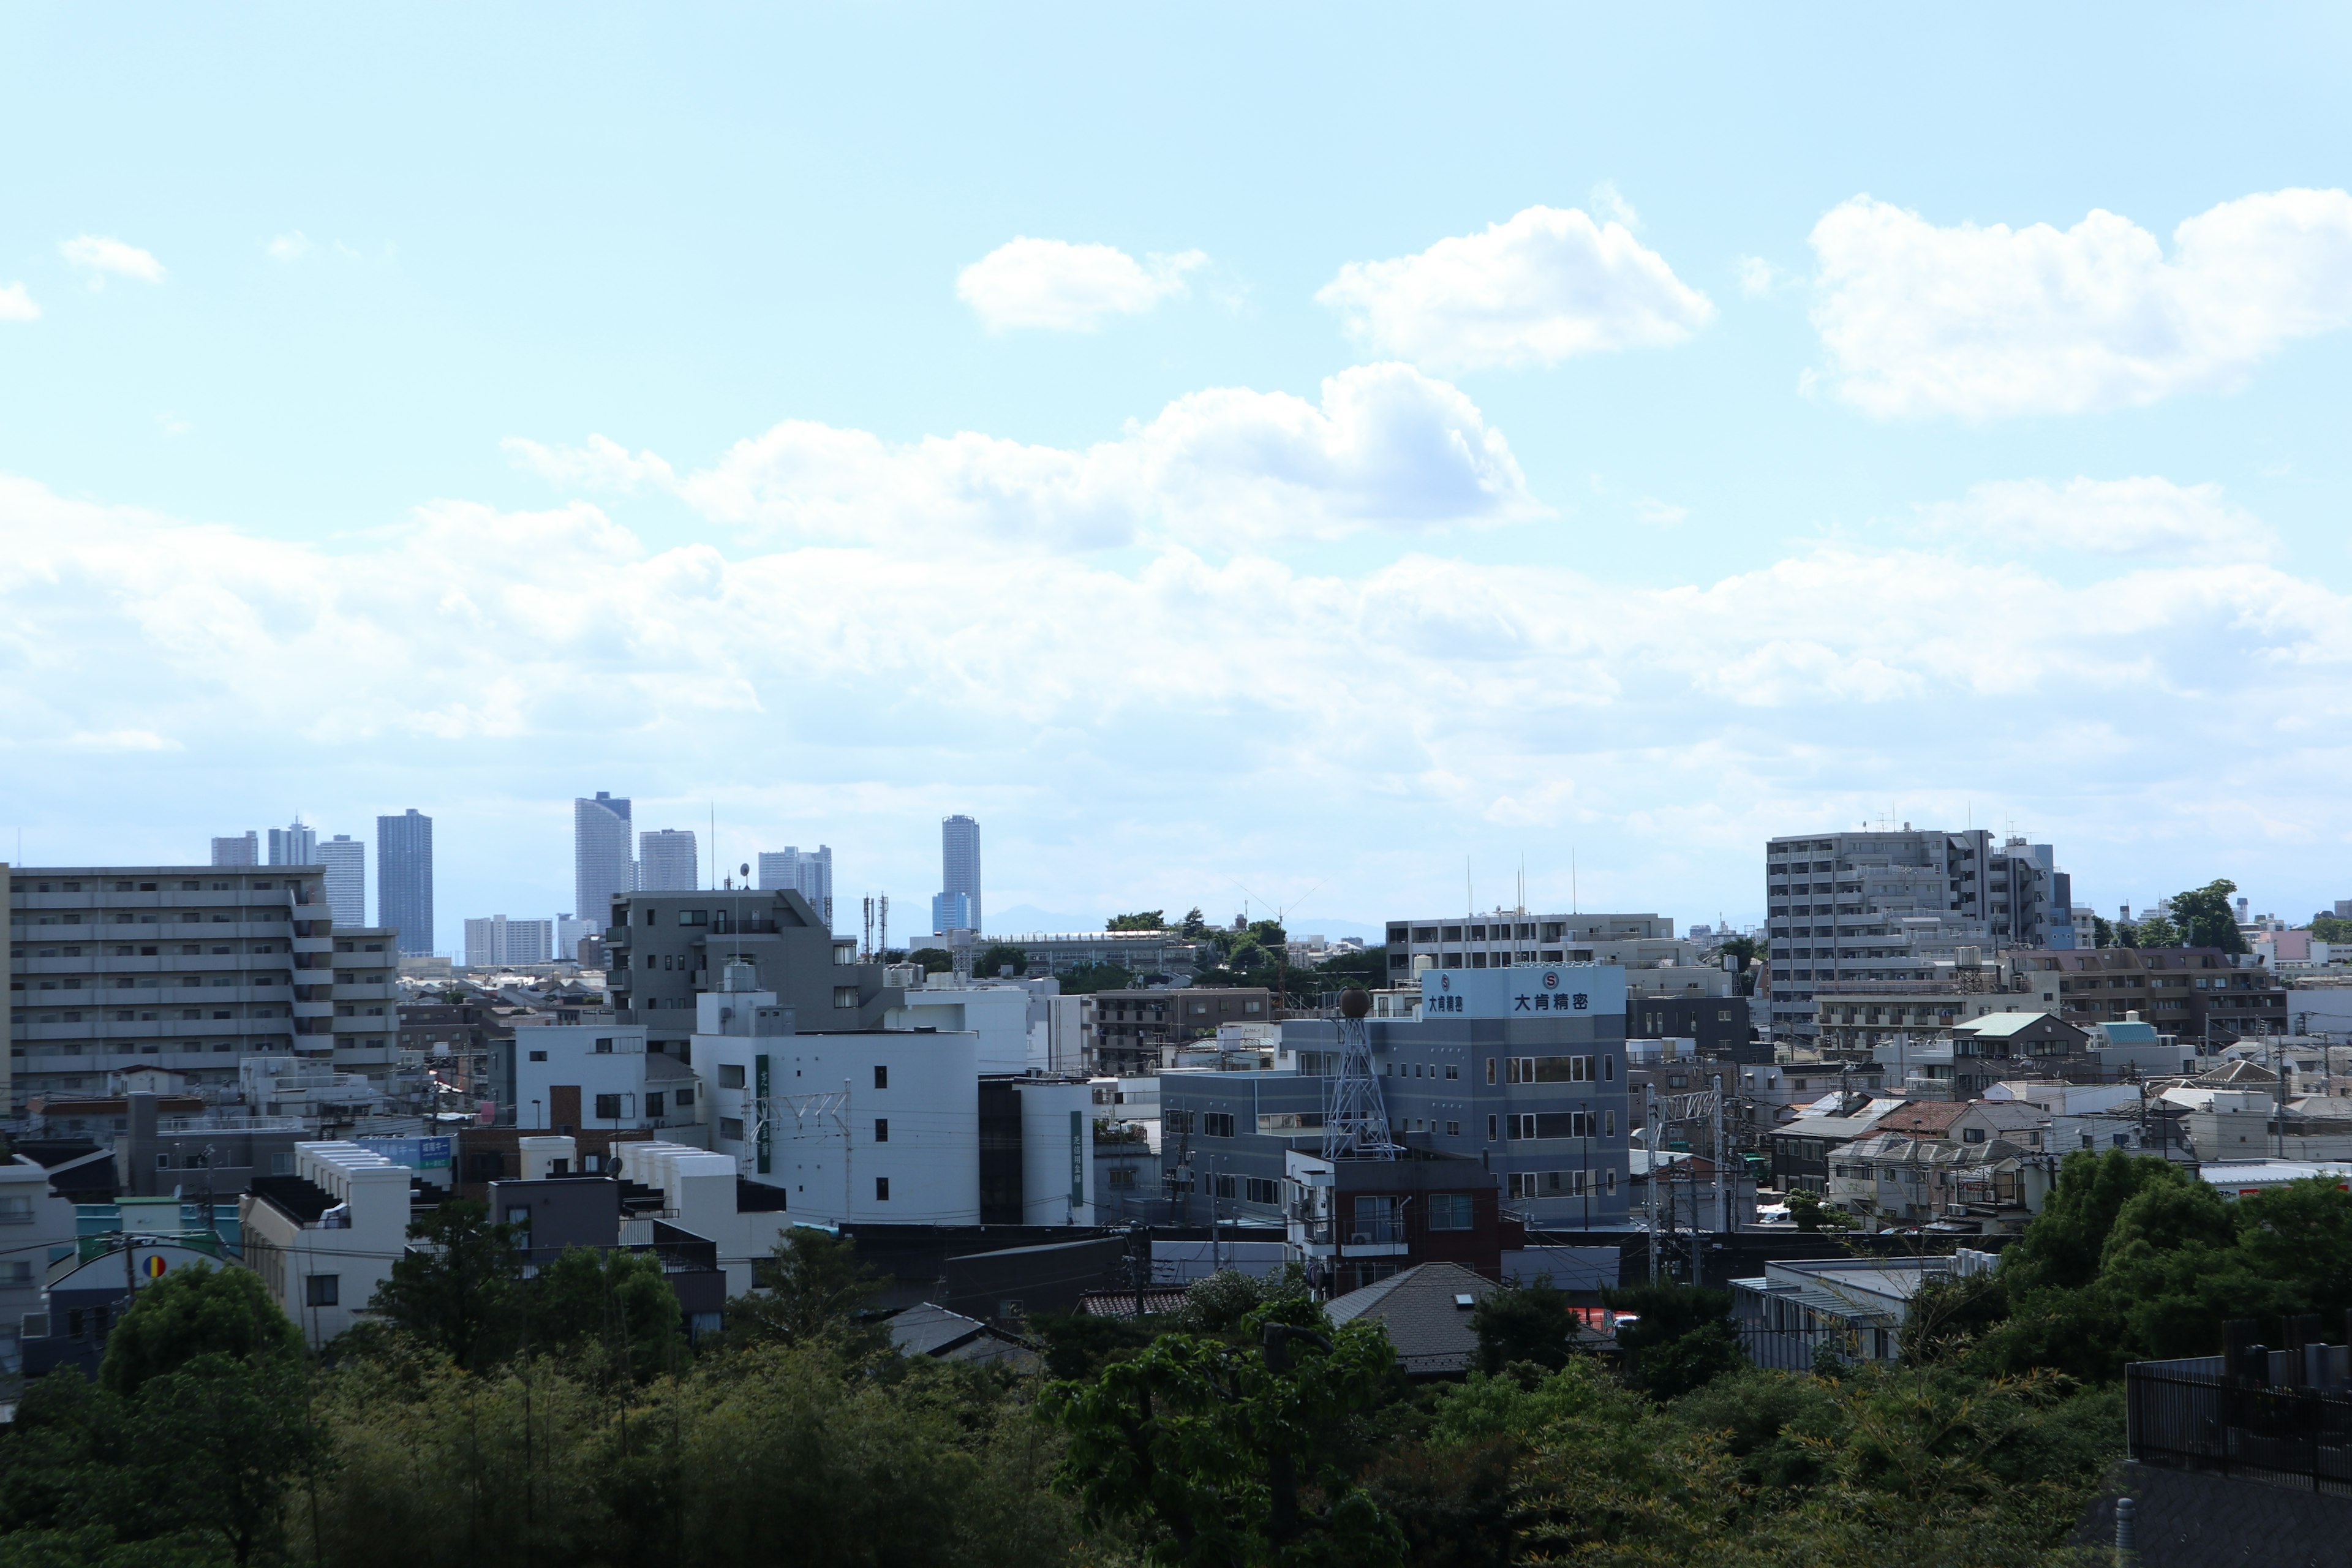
[{"left": 5, "top": 5, "right": 2351, "bottom": 949}]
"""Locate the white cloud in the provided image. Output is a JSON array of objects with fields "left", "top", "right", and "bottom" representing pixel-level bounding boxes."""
[
  {"left": 1736, "top": 257, "right": 1782, "bottom": 298},
  {"left": 0, "top": 283, "right": 37, "bottom": 322},
  {"left": 1809, "top": 189, "right": 2352, "bottom": 419},
  {"left": 1916, "top": 477, "right": 2277, "bottom": 561},
  {"left": 59, "top": 235, "right": 166, "bottom": 285},
  {"left": 1588, "top": 181, "right": 1641, "bottom": 230},
  {"left": 519, "top": 363, "right": 1542, "bottom": 549},
  {"left": 956, "top": 238, "right": 1207, "bottom": 332},
  {"left": 266, "top": 232, "right": 314, "bottom": 262},
  {"left": 1316, "top": 204, "right": 1716, "bottom": 371}
]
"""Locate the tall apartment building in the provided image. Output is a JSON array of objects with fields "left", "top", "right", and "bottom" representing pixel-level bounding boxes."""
[
  {"left": 574, "top": 793, "right": 636, "bottom": 930},
  {"left": 318, "top": 835, "right": 365, "bottom": 929},
  {"left": 1384, "top": 912, "right": 1674, "bottom": 979},
  {"left": 757, "top": 846, "right": 834, "bottom": 930},
  {"left": 555, "top": 914, "right": 597, "bottom": 961},
  {"left": 938, "top": 814, "right": 981, "bottom": 937},
  {"left": 377, "top": 810, "right": 435, "bottom": 956},
  {"left": 266, "top": 818, "right": 317, "bottom": 867},
  {"left": 464, "top": 915, "right": 554, "bottom": 968},
  {"left": 9, "top": 866, "right": 333, "bottom": 1110},
  {"left": 1764, "top": 828, "right": 2067, "bottom": 1045},
  {"left": 211, "top": 833, "right": 258, "bottom": 867},
  {"left": 638, "top": 829, "right": 698, "bottom": 891}
]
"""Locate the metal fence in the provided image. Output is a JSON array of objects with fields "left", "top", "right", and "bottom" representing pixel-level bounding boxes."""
[{"left": 2128, "top": 1361, "right": 2352, "bottom": 1494}]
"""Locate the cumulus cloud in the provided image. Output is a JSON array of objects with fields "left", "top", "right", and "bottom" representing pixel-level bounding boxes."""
[
  {"left": 59, "top": 235, "right": 166, "bottom": 285},
  {"left": 1316, "top": 205, "right": 1715, "bottom": 371},
  {"left": 0, "top": 283, "right": 37, "bottom": 322},
  {"left": 956, "top": 238, "right": 1207, "bottom": 331},
  {"left": 518, "top": 363, "right": 1542, "bottom": 549},
  {"left": 1810, "top": 189, "right": 2352, "bottom": 418},
  {"left": 1916, "top": 477, "right": 2277, "bottom": 561}
]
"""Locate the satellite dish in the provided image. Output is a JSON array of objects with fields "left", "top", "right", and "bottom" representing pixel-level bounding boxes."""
[{"left": 740, "top": 863, "right": 750, "bottom": 878}]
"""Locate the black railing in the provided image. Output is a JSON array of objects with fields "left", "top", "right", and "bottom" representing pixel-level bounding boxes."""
[{"left": 2128, "top": 1359, "right": 2352, "bottom": 1494}]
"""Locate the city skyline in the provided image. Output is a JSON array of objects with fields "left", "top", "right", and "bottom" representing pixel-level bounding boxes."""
[{"left": 4, "top": 10, "right": 2350, "bottom": 947}]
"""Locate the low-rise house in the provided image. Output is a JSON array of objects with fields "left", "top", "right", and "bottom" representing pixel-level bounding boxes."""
[
  {"left": 1947, "top": 1012, "right": 2091, "bottom": 1096},
  {"left": 241, "top": 1141, "right": 413, "bottom": 1346},
  {"left": 1826, "top": 1133, "right": 2050, "bottom": 1233},
  {"left": 885, "top": 1302, "right": 1038, "bottom": 1370},
  {"left": 1325, "top": 1261, "right": 1498, "bottom": 1377},
  {"left": 1946, "top": 1099, "right": 2053, "bottom": 1153},
  {"left": 1, "top": 1154, "right": 80, "bottom": 1382},
  {"left": 1766, "top": 1096, "right": 1904, "bottom": 1194},
  {"left": 1730, "top": 1252, "right": 1997, "bottom": 1369},
  {"left": 19, "top": 1197, "right": 242, "bottom": 1380}
]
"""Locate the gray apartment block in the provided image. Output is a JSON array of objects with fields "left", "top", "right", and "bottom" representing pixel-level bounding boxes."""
[
  {"left": 1382, "top": 913, "right": 1673, "bottom": 980},
  {"left": 1158, "top": 967, "right": 1634, "bottom": 1233},
  {"left": 602, "top": 887, "right": 904, "bottom": 1057},
  {"left": 1763, "top": 829, "right": 2075, "bottom": 1046},
  {"left": 9, "top": 867, "right": 339, "bottom": 1111}
]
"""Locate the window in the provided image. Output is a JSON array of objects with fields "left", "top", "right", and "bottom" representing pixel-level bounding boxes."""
[
  {"left": 594, "top": 1093, "right": 625, "bottom": 1120},
  {"left": 1485, "top": 1057, "right": 1496, "bottom": 1084},
  {"left": 1603, "top": 1055, "right": 1616, "bottom": 1082},
  {"left": 0, "top": 1195, "right": 32, "bottom": 1223},
  {"left": 156, "top": 1153, "right": 172, "bottom": 1169},
  {"left": 834, "top": 987, "right": 859, "bottom": 1008},
  {"left": 505, "top": 1206, "right": 532, "bottom": 1227},
  {"left": 1428, "top": 1193, "right": 1474, "bottom": 1229},
  {"left": 1444, "top": 1063, "right": 1460, "bottom": 1079},
  {"left": 304, "top": 1275, "right": 340, "bottom": 1307},
  {"left": 1446, "top": 1120, "right": 1461, "bottom": 1137},
  {"left": 271, "top": 1153, "right": 294, "bottom": 1176},
  {"left": 718, "top": 1064, "right": 745, "bottom": 1089},
  {"left": 873, "top": 1118, "right": 889, "bottom": 1143},
  {"left": 594, "top": 1037, "right": 614, "bottom": 1054},
  {"left": 873, "top": 1065, "right": 888, "bottom": 1089},
  {"left": 719, "top": 1117, "right": 745, "bottom": 1142},
  {"left": 529, "top": 1049, "right": 548, "bottom": 1062},
  {"left": 1245, "top": 1176, "right": 1278, "bottom": 1205},
  {"left": 875, "top": 1177, "right": 890, "bottom": 1201},
  {"left": 1487, "top": 1114, "right": 1498, "bottom": 1141},
  {"left": 1202, "top": 1112, "right": 1236, "bottom": 1138},
  {"left": 1108, "top": 1167, "right": 1136, "bottom": 1189},
  {"left": 1209, "top": 1173, "right": 1237, "bottom": 1199},
  {"left": 675, "top": 1087, "right": 693, "bottom": 1107}
]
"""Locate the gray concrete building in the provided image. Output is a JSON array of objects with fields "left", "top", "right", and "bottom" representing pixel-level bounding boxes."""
[
  {"left": 601, "top": 886, "right": 904, "bottom": 1058},
  {"left": 575, "top": 793, "right": 636, "bottom": 925},
  {"left": 9, "top": 866, "right": 337, "bottom": 1110},
  {"left": 1158, "top": 965, "right": 1634, "bottom": 1236},
  {"left": 1382, "top": 912, "right": 1673, "bottom": 981}
]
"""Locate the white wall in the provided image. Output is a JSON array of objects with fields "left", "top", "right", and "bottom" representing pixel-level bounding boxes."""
[
  {"left": 515, "top": 1023, "right": 653, "bottom": 1130},
  {"left": 886, "top": 983, "right": 1033, "bottom": 1072},
  {"left": 1015, "top": 1079, "right": 1094, "bottom": 1224},
  {"left": 241, "top": 1142, "right": 409, "bottom": 1346},
  {"left": 696, "top": 1025, "right": 981, "bottom": 1225},
  {"left": 617, "top": 1140, "right": 793, "bottom": 1295}
]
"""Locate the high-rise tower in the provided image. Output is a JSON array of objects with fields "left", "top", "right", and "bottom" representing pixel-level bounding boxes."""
[
  {"left": 936, "top": 814, "right": 980, "bottom": 937},
  {"left": 638, "top": 829, "right": 699, "bottom": 891},
  {"left": 318, "top": 834, "right": 366, "bottom": 929},
  {"left": 573, "top": 793, "right": 635, "bottom": 930},
  {"left": 377, "top": 809, "right": 435, "bottom": 955}
]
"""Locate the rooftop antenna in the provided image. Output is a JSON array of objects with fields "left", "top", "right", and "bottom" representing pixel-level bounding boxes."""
[
  {"left": 1322, "top": 989, "right": 1397, "bottom": 1161},
  {"left": 1572, "top": 848, "right": 1578, "bottom": 916}
]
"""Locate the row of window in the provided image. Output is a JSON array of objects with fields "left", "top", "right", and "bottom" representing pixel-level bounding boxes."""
[
  {"left": 17, "top": 878, "right": 292, "bottom": 893},
  {"left": 25, "top": 1007, "right": 279, "bottom": 1022},
  {"left": 17, "top": 910, "right": 289, "bottom": 927},
  {"left": 1507, "top": 1169, "right": 1614, "bottom": 1198}
]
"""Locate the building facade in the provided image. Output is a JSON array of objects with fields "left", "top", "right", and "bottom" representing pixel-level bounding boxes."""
[
  {"left": 601, "top": 887, "right": 904, "bottom": 1057},
  {"left": 939, "top": 814, "right": 981, "bottom": 937},
  {"left": 1382, "top": 912, "right": 1674, "bottom": 980},
  {"left": 376, "top": 809, "right": 434, "bottom": 956},
  {"left": 318, "top": 834, "right": 365, "bottom": 929},
  {"left": 1087, "top": 987, "right": 1274, "bottom": 1076},
  {"left": 464, "top": 914, "right": 555, "bottom": 969},
  {"left": 2005, "top": 948, "right": 2291, "bottom": 1042},
  {"left": 266, "top": 818, "right": 317, "bottom": 867},
  {"left": 638, "top": 829, "right": 698, "bottom": 892},
  {"left": 1157, "top": 965, "right": 1634, "bottom": 1238},
  {"left": 574, "top": 793, "right": 636, "bottom": 927},
  {"left": 210, "top": 833, "right": 258, "bottom": 867},
  {"left": 9, "top": 866, "right": 337, "bottom": 1110},
  {"left": 758, "top": 846, "right": 834, "bottom": 930}
]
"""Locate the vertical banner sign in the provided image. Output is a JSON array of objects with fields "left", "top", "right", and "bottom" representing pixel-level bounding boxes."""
[
  {"left": 1069, "top": 1109, "right": 1085, "bottom": 1208},
  {"left": 755, "top": 1054, "right": 772, "bottom": 1175}
]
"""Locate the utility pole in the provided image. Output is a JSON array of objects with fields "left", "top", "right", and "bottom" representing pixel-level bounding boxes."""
[{"left": 1645, "top": 1083, "right": 1661, "bottom": 1283}]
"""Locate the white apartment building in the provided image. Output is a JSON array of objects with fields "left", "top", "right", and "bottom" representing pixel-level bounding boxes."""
[
  {"left": 241, "top": 1140, "right": 411, "bottom": 1346},
  {"left": 638, "top": 830, "right": 699, "bottom": 892},
  {"left": 0, "top": 1153, "right": 78, "bottom": 1379},
  {"left": 318, "top": 835, "right": 366, "bottom": 929},
  {"left": 1382, "top": 911, "right": 1675, "bottom": 981},
  {"left": 513, "top": 1022, "right": 703, "bottom": 1137},
  {"left": 464, "top": 914, "right": 554, "bottom": 968}
]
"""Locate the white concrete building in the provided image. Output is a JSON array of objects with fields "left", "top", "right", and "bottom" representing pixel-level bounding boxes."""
[
  {"left": 0, "top": 1155, "right": 78, "bottom": 1379},
  {"left": 241, "top": 1140, "right": 411, "bottom": 1346},
  {"left": 513, "top": 1022, "right": 703, "bottom": 1137},
  {"left": 612, "top": 1140, "right": 795, "bottom": 1295},
  {"left": 318, "top": 835, "right": 365, "bottom": 930}
]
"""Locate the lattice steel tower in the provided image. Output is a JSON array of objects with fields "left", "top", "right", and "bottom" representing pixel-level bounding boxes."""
[{"left": 1321, "top": 989, "right": 1398, "bottom": 1161}]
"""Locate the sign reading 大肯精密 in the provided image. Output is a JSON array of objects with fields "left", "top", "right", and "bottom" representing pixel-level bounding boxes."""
[{"left": 1416, "top": 963, "right": 1626, "bottom": 1020}]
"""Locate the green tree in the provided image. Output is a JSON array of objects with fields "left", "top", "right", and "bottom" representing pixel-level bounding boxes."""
[
  {"left": 529, "top": 1245, "right": 685, "bottom": 1381},
  {"left": 2090, "top": 914, "right": 2115, "bottom": 948},
  {"left": 974, "top": 943, "right": 1030, "bottom": 979},
  {"left": 908, "top": 946, "right": 953, "bottom": 974},
  {"left": 725, "top": 1226, "right": 887, "bottom": 1350},
  {"left": 1180, "top": 908, "right": 1210, "bottom": 938},
  {"left": 1605, "top": 1283, "right": 1746, "bottom": 1400},
  {"left": 1044, "top": 1301, "right": 1406, "bottom": 1568},
  {"left": 1055, "top": 960, "right": 1136, "bottom": 995},
  {"left": 1785, "top": 1188, "right": 1852, "bottom": 1232},
  {"left": 1718, "top": 935, "right": 1767, "bottom": 995},
  {"left": 1108, "top": 911, "right": 1167, "bottom": 931},
  {"left": 367, "top": 1199, "right": 522, "bottom": 1370},
  {"left": 2121, "top": 914, "right": 2182, "bottom": 949},
  {"left": 2312, "top": 913, "right": 2352, "bottom": 943},
  {"left": 98, "top": 1261, "right": 303, "bottom": 1398},
  {"left": 1470, "top": 1275, "right": 1580, "bottom": 1374},
  {"left": 2169, "top": 878, "right": 2248, "bottom": 952}
]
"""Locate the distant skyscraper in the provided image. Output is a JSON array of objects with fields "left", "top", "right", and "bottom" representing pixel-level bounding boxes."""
[
  {"left": 266, "top": 817, "right": 317, "bottom": 867},
  {"left": 758, "top": 845, "right": 834, "bottom": 929},
  {"left": 938, "top": 813, "right": 981, "bottom": 937},
  {"left": 210, "top": 832, "right": 258, "bottom": 867},
  {"left": 639, "top": 829, "right": 699, "bottom": 891},
  {"left": 931, "top": 891, "right": 974, "bottom": 936},
  {"left": 573, "top": 793, "right": 635, "bottom": 930},
  {"left": 318, "top": 835, "right": 366, "bottom": 929},
  {"left": 377, "top": 809, "right": 435, "bottom": 956}
]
